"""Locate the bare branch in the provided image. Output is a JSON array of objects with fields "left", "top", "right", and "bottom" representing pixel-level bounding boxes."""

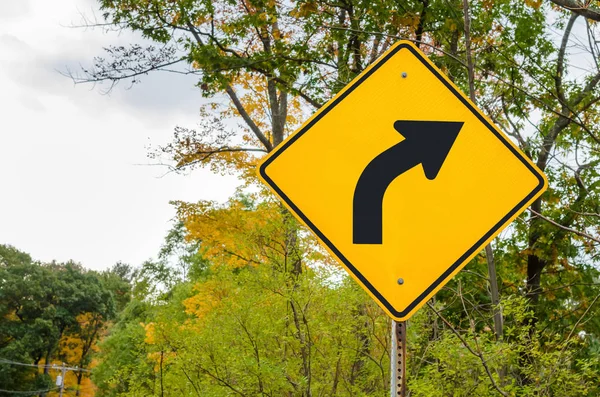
[{"left": 62, "top": 44, "right": 187, "bottom": 92}]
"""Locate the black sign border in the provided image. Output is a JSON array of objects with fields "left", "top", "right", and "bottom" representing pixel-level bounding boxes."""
[{"left": 259, "top": 42, "right": 546, "bottom": 318}]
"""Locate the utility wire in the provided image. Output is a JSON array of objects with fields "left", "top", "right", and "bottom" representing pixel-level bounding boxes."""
[
  {"left": 0, "top": 360, "right": 92, "bottom": 396},
  {"left": 0, "top": 359, "right": 51, "bottom": 368},
  {"left": 0, "top": 358, "right": 91, "bottom": 372},
  {"left": 0, "top": 387, "right": 59, "bottom": 395}
]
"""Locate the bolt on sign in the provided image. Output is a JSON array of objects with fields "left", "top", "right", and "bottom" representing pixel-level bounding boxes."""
[{"left": 257, "top": 41, "right": 547, "bottom": 321}]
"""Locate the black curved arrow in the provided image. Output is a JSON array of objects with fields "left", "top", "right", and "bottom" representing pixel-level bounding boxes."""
[{"left": 353, "top": 120, "right": 463, "bottom": 244}]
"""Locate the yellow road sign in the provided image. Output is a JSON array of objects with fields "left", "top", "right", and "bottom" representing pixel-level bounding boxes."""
[{"left": 257, "top": 41, "right": 547, "bottom": 321}]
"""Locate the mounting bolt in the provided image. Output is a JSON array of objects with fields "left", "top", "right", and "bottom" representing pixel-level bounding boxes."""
[
  {"left": 397, "top": 278, "right": 404, "bottom": 285},
  {"left": 401, "top": 72, "right": 408, "bottom": 78}
]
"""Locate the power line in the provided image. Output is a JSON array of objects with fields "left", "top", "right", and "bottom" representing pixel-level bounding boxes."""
[
  {"left": 0, "top": 358, "right": 92, "bottom": 395},
  {"left": 0, "top": 358, "right": 91, "bottom": 372},
  {"left": 0, "top": 387, "right": 59, "bottom": 395},
  {"left": 0, "top": 359, "right": 50, "bottom": 368}
]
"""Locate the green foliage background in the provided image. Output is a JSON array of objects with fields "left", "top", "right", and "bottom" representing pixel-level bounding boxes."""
[{"left": 3, "top": 0, "right": 600, "bottom": 395}]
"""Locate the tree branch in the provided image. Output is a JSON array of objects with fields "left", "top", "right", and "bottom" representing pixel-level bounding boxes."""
[
  {"left": 565, "top": 292, "right": 600, "bottom": 341},
  {"left": 550, "top": 0, "right": 600, "bottom": 21},
  {"left": 529, "top": 208, "right": 600, "bottom": 244},
  {"left": 427, "top": 302, "right": 509, "bottom": 397},
  {"left": 462, "top": 0, "right": 476, "bottom": 101},
  {"left": 225, "top": 86, "right": 273, "bottom": 152},
  {"left": 182, "top": 19, "right": 273, "bottom": 152},
  {"left": 556, "top": 13, "right": 578, "bottom": 107}
]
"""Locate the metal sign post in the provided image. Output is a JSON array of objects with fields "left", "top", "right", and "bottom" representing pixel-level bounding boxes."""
[{"left": 390, "top": 321, "right": 407, "bottom": 397}]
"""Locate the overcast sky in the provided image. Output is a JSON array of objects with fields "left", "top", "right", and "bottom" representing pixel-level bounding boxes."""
[
  {"left": 0, "top": 0, "right": 240, "bottom": 270},
  {"left": 1, "top": 1, "right": 596, "bottom": 272}
]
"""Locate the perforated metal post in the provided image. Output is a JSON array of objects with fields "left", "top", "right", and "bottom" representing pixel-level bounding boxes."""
[{"left": 390, "top": 320, "right": 407, "bottom": 397}]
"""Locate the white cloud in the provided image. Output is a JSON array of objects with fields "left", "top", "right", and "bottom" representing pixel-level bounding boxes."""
[
  {"left": 0, "top": 0, "right": 241, "bottom": 270},
  {"left": 0, "top": 0, "right": 31, "bottom": 20}
]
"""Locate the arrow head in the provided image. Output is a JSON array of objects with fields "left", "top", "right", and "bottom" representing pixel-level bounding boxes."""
[{"left": 393, "top": 120, "right": 463, "bottom": 180}]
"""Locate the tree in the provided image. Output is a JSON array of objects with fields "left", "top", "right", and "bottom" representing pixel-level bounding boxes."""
[
  {"left": 75, "top": 0, "right": 600, "bottom": 394},
  {"left": 0, "top": 245, "right": 116, "bottom": 395},
  {"left": 0, "top": 245, "right": 52, "bottom": 393},
  {"left": 91, "top": 300, "right": 156, "bottom": 397},
  {"left": 91, "top": 192, "right": 600, "bottom": 396},
  {"left": 102, "top": 262, "right": 135, "bottom": 313},
  {"left": 158, "top": 221, "right": 208, "bottom": 283},
  {"left": 93, "top": 195, "right": 393, "bottom": 396}
]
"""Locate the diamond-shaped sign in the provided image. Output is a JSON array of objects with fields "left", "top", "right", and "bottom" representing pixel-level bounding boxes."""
[{"left": 257, "top": 41, "right": 547, "bottom": 321}]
